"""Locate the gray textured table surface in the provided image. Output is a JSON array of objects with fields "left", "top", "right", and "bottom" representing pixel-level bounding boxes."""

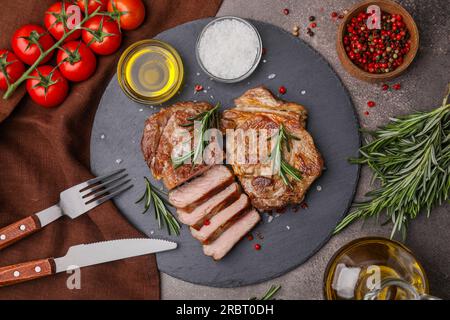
[{"left": 161, "top": 0, "right": 450, "bottom": 299}]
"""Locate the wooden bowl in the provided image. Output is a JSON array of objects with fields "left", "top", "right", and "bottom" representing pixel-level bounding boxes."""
[{"left": 336, "top": 0, "right": 419, "bottom": 83}]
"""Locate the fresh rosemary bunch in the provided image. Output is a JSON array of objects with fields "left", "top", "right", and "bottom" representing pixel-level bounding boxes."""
[
  {"left": 334, "top": 85, "right": 450, "bottom": 238},
  {"left": 269, "top": 124, "right": 303, "bottom": 188},
  {"left": 172, "top": 103, "right": 220, "bottom": 168},
  {"left": 249, "top": 285, "right": 281, "bottom": 300},
  {"left": 136, "top": 177, "right": 181, "bottom": 236}
]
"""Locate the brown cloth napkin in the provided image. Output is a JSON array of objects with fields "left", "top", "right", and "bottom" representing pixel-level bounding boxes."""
[{"left": 0, "top": 0, "right": 222, "bottom": 299}]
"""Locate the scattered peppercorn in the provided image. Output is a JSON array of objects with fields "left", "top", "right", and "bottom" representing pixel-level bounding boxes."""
[
  {"left": 364, "top": 111, "right": 370, "bottom": 116},
  {"left": 309, "top": 15, "right": 315, "bottom": 21},
  {"left": 194, "top": 84, "right": 203, "bottom": 92},
  {"left": 331, "top": 12, "right": 338, "bottom": 18},
  {"left": 254, "top": 243, "right": 261, "bottom": 250},
  {"left": 262, "top": 47, "right": 267, "bottom": 55},
  {"left": 367, "top": 100, "right": 376, "bottom": 107},
  {"left": 338, "top": 14, "right": 345, "bottom": 19},
  {"left": 247, "top": 234, "right": 254, "bottom": 241},
  {"left": 283, "top": 8, "right": 290, "bottom": 15},
  {"left": 382, "top": 84, "right": 389, "bottom": 91},
  {"left": 300, "top": 202, "right": 308, "bottom": 209},
  {"left": 393, "top": 83, "right": 401, "bottom": 90},
  {"left": 203, "top": 219, "right": 211, "bottom": 226},
  {"left": 278, "top": 86, "right": 287, "bottom": 94}
]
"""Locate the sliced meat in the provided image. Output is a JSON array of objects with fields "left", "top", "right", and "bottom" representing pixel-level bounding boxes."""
[
  {"left": 203, "top": 209, "right": 260, "bottom": 260},
  {"left": 141, "top": 102, "right": 213, "bottom": 190},
  {"left": 169, "top": 165, "right": 234, "bottom": 210},
  {"left": 191, "top": 194, "right": 251, "bottom": 243},
  {"left": 177, "top": 182, "right": 241, "bottom": 228}
]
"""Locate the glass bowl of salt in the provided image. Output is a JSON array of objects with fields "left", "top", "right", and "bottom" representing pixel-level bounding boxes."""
[{"left": 196, "top": 16, "right": 263, "bottom": 83}]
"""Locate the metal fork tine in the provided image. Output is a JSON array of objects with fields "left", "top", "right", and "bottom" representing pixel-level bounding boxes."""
[
  {"left": 79, "top": 169, "right": 126, "bottom": 191},
  {"left": 81, "top": 173, "right": 128, "bottom": 197},
  {"left": 84, "top": 178, "right": 132, "bottom": 203},
  {"left": 84, "top": 182, "right": 133, "bottom": 210}
]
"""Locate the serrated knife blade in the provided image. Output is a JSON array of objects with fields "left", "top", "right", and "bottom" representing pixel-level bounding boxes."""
[
  {"left": 54, "top": 238, "right": 177, "bottom": 273},
  {"left": 0, "top": 238, "right": 177, "bottom": 287}
]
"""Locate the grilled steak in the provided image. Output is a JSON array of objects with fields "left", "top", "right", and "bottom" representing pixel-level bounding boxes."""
[
  {"left": 177, "top": 182, "right": 241, "bottom": 228},
  {"left": 191, "top": 193, "right": 251, "bottom": 243},
  {"left": 169, "top": 165, "right": 234, "bottom": 210},
  {"left": 203, "top": 209, "right": 260, "bottom": 260},
  {"left": 221, "top": 87, "right": 324, "bottom": 211},
  {"left": 141, "top": 102, "right": 213, "bottom": 190}
]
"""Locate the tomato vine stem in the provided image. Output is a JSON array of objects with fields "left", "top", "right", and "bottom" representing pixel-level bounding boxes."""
[{"left": 2, "top": 7, "right": 102, "bottom": 100}]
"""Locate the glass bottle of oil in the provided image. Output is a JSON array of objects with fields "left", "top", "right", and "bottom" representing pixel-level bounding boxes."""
[{"left": 323, "top": 237, "right": 429, "bottom": 300}]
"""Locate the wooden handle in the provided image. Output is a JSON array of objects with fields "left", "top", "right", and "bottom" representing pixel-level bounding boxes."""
[
  {"left": 0, "top": 215, "right": 41, "bottom": 250},
  {"left": 0, "top": 258, "right": 54, "bottom": 287}
]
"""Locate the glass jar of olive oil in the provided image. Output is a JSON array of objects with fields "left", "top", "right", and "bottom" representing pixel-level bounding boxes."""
[
  {"left": 323, "top": 237, "right": 431, "bottom": 300},
  {"left": 117, "top": 40, "right": 184, "bottom": 105}
]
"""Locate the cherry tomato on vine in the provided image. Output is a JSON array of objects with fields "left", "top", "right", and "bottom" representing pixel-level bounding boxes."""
[
  {"left": 57, "top": 41, "right": 97, "bottom": 82},
  {"left": 26, "top": 65, "right": 69, "bottom": 108},
  {"left": 77, "top": 0, "right": 108, "bottom": 14},
  {"left": 81, "top": 16, "right": 122, "bottom": 55},
  {"left": 11, "top": 24, "right": 55, "bottom": 65},
  {"left": 0, "top": 49, "right": 26, "bottom": 91},
  {"left": 107, "top": 0, "right": 145, "bottom": 30},
  {"left": 44, "top": 2, "right": 82, "bottom": 42}
]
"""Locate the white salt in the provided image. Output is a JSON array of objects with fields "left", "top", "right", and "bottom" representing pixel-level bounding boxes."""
[
  {"left": 268, "top": 73, "right": 276, "bottom": 79},
  {"left": 198, "top": 18, "right": 260, "bottom": 80},
  {"left": 100, "top": 134, "right": 105, "bottom": 140},
  {"left": 301, "top": 90, "right": 307, "bottom": 95},
  {"left": 115, "top": 159, "right": 122, "bottom": 164}
]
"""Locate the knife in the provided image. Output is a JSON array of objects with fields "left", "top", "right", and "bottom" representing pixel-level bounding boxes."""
[{"left": 0, "top": 238, "right": 176, "bottom": 287}]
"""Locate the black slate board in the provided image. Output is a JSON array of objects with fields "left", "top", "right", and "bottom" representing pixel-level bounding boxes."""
[{"left": 90, "top": 19, "right": 360, "bottom": 287}]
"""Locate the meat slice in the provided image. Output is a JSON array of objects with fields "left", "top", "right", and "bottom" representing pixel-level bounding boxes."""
[
  {"left": 191, "top": 194, "right": 251, "bottom": 243},
  {"left": 203, "top": 209, "right": 260, "bottom": 260},
  {"left": 169, "top": 165, "right": 234, "bottom": 210},
  {"left": 221, "top": 87, "right": 324, "bottom": 211},
  {"left": 177, "top": 182, "right": 241, "bottom": 228},
  {"left": 141, "top": 102, "right": 213, "bottom": 190}
]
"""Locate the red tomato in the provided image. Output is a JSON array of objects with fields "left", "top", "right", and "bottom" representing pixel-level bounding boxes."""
[
  {"left": 11, "top": 25, "right": 55, "bottom": 65},
  {"left": 107, "top": 0, "right": 145, "bottom": 30},
  {"left": 82, "top": 16, "right": 122, "bottom": 55},
  {"left": 0, "top": 49, "right": 26, "bottom": 91},
  {"left": 77, "top": 0, "right": 107, "bottom": 14},
  {"left": 44, "top": 2, "right": 82, "bottom": 42},
  {"left": 57, "top": 41, "right": 97, "bottom": 82},
  {"left": 26, "top": 65, "right": 69, "bottom": 108}
]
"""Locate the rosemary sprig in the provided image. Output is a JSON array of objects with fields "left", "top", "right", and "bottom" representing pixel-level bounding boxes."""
[
  {"left": 136, "top": 177, "right": 181, "bottom": 236},
  {"left": 249, "top": 285, "right": 281, "bottom": 300},
  {"left": 172, "top": 103, "right": 220, "bottom": 169},
  {"left": 269, "top": 124, "right": 302, "bottom": 188},
  {"left": 334, "top": 85, "right": 450, "bottom": 238}
]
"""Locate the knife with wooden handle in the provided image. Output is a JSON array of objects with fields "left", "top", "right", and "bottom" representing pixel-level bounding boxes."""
[{"left": 0, "top": 238, "right": 177, "bottom": 287}]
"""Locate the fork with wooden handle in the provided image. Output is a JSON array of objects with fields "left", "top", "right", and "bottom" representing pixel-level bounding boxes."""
[{"left": 0, "top": 169, "right": 133, "bottom": 250}]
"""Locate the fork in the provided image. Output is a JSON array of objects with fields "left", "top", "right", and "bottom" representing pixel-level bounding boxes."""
[{"left": 0, "top": 169, "right": 133, "bottom": 251}]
